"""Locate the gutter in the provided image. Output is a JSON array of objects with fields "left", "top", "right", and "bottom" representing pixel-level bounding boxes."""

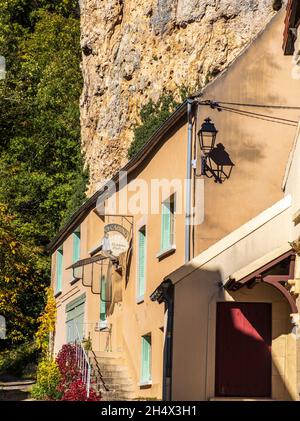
[{"left": 185, "top": 99, "right": 194, "bottom": 262}]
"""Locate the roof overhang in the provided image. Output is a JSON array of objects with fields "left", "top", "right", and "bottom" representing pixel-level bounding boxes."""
[
  {"left": 225, "top": 249, "right": 297, "bottom": 314},
  {"left": 48, "top": 100, "right": 189, "bottom": 253},
  {"left": 283, "top": 0, "right": 300, "bottom": 55},
  {"left": 226, "top": 244, "right": 292, "bottom": 284}
]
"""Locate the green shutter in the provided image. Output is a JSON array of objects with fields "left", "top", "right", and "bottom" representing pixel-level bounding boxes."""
[
  {"left": 66, "top": 294, "right": 85, "bottom": 342},
  {"left": 141, "top": 335, "right": 151, "bottom": 383},
  {"left": 56, "top": 248, "right": 63, "bottom": 293},
  {"left": 100, "top": 275, "right": 106, "bottom": 322},
  {"left": 138, "top": 228, "right": 146, "bottom": 298},
  {"left": 66, "top": 320, "right": 74, "bottom": 343},
  {"left": 73, "top": 229, "right": 81, "bottom": 263},
  {"left": 66, "top": 293, "right": 86, "bottom": 313},
  {"left": 76, "top": 312, "right": 84, "bottom": 340},
  {"left": 161, "top": 202, "right": 171, "bottom": 251}
]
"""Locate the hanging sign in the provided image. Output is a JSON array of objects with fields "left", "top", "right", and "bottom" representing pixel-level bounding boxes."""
[{"left": 102, "top": 224, "right": 129, "bottom": 257}]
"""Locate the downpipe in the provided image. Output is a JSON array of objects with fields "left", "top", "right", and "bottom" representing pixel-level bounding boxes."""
[
  {"left": 162, "top": 281, "right": 174, "bottom": 401},
  {"left": 185, "top": 99, "right": 194, "bottom": 263}
]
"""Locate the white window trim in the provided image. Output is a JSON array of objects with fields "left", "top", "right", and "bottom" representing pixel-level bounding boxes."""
[
  {"left": 70, "top": 276, "right": 80, "bottom": 285},
  {"left": 136, "top": 295, "right": 145, "bottom": 304},
  {"left": 140, "top": 334, "right": 152, "bottom": 386},
  {"left": 139, "top": 380, "right": 152, "bottom": 387},
  {"left": 99, "top": 320, "right": 108, "bottom": 330},
  {"left": 156, "top": 244, "right": 176, "bottom": 260}
]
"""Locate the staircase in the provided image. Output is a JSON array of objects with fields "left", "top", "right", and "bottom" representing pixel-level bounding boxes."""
[{"left": 89, "top": 351, "right": 136, "bottom": 401}]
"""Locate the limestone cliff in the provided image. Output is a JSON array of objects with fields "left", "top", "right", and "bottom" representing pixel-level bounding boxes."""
[{"left": 79, "top": 0, "right": 279, "bottom": 193}]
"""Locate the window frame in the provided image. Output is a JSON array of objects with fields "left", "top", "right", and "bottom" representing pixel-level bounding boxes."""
[
  {"left": 72, "top": 226, "right": 81, "bottom": 264},
  {"left": 136, "top": 225, "right": 147, "bottom": 303},
  {"left": 55, "top": 246, "right": 63, "bottom": 295},
  {"left": 140, "top": 334, "right": 152, "bottom": 386},
  {"left": 99, "top": 274, "right": 108, "bottom": 330},
  {"left": 157, "top": 193, "right": 176, "bottom": 259}
]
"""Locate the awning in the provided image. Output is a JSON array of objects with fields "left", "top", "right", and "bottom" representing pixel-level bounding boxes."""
[
  {"left": 226, "top": 244, "right": 292, "bottom": 284},
  {"left": 66, "top": 252, "right": 117, "bottom": 270},
  {"left": 283, "top": 0, "right": 300, "bottom": 55},
  {"left": 225, "top": 247, "right": 297, "bottom": 314}
]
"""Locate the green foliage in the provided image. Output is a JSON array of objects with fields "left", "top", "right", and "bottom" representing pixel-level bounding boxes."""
[
  {"left": 0, "top": 341, "right": 38, "bottom": 377},
  {"left": 128, "top": 88, "right": 189, "bottom": 159},
  {"left": 0, "top": 1, "right": 87, "bottom": 348},
  {"left": 0, "top": 204, "right": 48, "bottom": 344},
  {"left": 31, "top": 358, "right": 62, "bottom": 400},
  {"left": 36, "top": 288, "right": 56, "bottom": 357},
  {"left": 0, "top": 4, "right": 88, "bottom": 245}
]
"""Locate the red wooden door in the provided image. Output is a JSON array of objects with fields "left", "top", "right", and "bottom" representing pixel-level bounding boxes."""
[{"left": 215, "top": 302, "right": 272, "bottom": 397}]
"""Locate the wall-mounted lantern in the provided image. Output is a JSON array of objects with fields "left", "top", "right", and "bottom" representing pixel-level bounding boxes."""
[
  {"left": 198, "top": 118, "right": 234, "bottom": 184},
  {"left": 198, "top": 117, "right": 218, "bottom": 154}
]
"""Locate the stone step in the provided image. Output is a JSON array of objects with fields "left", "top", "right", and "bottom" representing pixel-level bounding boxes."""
[
  {"left": 92, "top": 377, "right": 134, "bottom": 392},
  {"left": 91, "top": 368, "right": 131, "bottom": 381},
  {"left": 99, "top": 383, "right": 135, "bottom": 392},
  {"left": 93, "top": 351, "right": 123, "bottom": 358},
  {"left": 91, "top": 352, "right": 124, "bottom": 364},
  {"left": 93, "top": 364, "right": 128, "bottom": 374},
  {"left": 90, "top": 355, "right": 125, "bottom": 364},
  {"left": 100, "top": 376, "right": 133, "bottom": 385},
  {"left": 101, "top": 390, "right": 136, "bottom": 401},
  {"left": 92, "top": 374, "right": 132, "bottom": 386},
  {"left": 89, "top": 351, "right": 135, "bottom": 401}
]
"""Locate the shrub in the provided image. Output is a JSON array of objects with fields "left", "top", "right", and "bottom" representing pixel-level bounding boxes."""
[
  {"left": 56, "top": 343, "right": 100, "bottom": 401},
  {"left": 56, "top": 343, "right": 80, "bottom": 388},
  {"left": 60, "top": 379, "right": 100, "bottom": 401},
  {"left": 127, "top": 91, "right": 181, "bottom": 159},
  {"left": 31, "top": 358, "right": 62, "bottom": 400},
  {"left": 127, "top": 86, "right": 194, "bottom": 159},
  {"left": 0, "top": 341, "right": 38, "bottom": 378},
  {"left": 32, "top": 343, "right": 101, "bottom": 401},
  {"left": 36, "top": 287, "right": 56, "bottom": 358}
]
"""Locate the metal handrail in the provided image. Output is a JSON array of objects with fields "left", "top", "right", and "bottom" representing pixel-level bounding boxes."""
[
  {"left": 82, "top": 322, "right": 113, "bottom": 353},
  {"left": 74, "top": 323, "right": 91, "bottom": 398}
]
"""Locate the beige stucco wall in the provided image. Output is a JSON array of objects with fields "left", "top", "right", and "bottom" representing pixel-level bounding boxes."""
[
  {"left": 173, "top": 278, "right": 297, "bottom": 401},
  {"left": 171, "top": 195, "right": 299, "bottom": 400},
  {"left": 194, "top": 10, "right": 300, "bottom": 254},
  {"left": 169, "top": 105, "right": 300, "bottom": 401},
  {"left": 50, "top": 10, "right": 300, "bottom": 401},
  {"left": 51, "top": 119, "right": 188, "bottom": 399}
]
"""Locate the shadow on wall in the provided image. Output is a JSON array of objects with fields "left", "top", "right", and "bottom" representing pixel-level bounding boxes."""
[{"left": 172, "top": 267, "right": 224, "bottom": 401}]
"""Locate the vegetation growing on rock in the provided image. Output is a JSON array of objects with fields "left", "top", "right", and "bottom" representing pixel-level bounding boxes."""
[{"left": 128, "top": 86, "right": 193, "bottom": 159}]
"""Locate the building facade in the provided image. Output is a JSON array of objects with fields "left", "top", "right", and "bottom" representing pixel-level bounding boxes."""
[{"left": 49, "top": 8, "right": 300, "bottom": 400}]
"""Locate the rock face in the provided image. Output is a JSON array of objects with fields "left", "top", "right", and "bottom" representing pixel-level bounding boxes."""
[{"left": 80, "top": 0, "right": 277, "bottom": 193}]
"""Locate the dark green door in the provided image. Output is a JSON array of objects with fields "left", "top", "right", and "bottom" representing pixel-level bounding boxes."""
[{"left": 66, "top": 293, "right": 86, "bottom": 342}]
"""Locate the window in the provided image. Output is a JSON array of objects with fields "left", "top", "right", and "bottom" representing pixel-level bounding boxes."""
[
  {"left": 72, "top": 226, "right": 81, "bottom": 263},
  {"left": 137, "top": 226, "right": 146, "bottom": 301},
  {"left": 160, "top": 194, "right": 175, "bottom": 252},
  {"left": 141, "top": 334, "right": 151, "bottom": 384},
  {"left": 56, "top": 246, "right": 63, "bottom": 294},
  {"left": 100, "top": 275, "right": 107, "bottom": 329}
]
